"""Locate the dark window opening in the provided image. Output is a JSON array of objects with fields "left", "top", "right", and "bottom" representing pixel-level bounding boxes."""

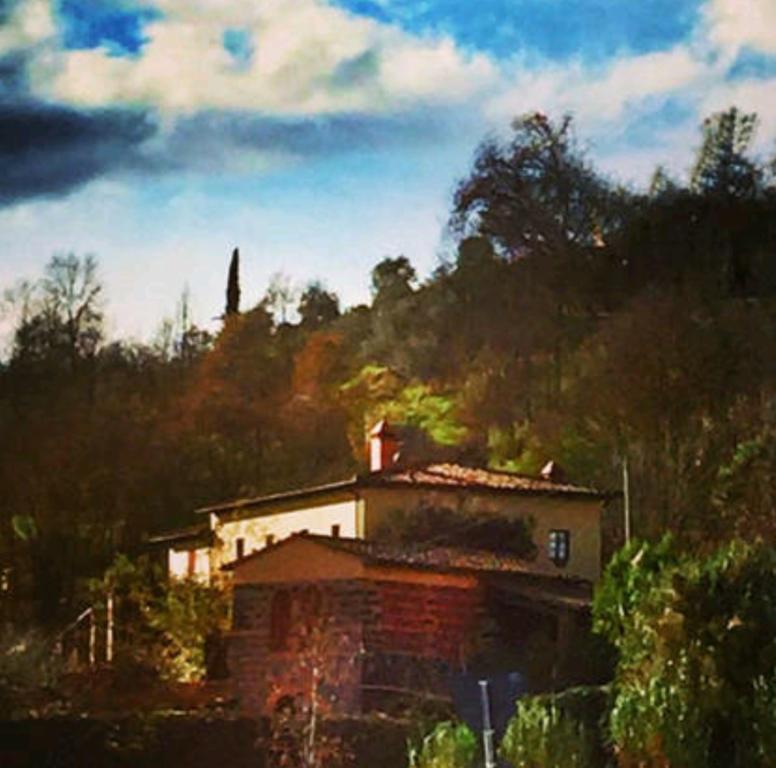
[
  {"left": 331, "top": 524, "right": 341, "bottom": 538},
  {"left": 265, "top": 534, "right": 275, "bottom": 547},
  {"left": 187, "top": 549, "right": 197, "bottom": 576},
  {"left": 270, "top": 590, "right": 292, "bottom": 651},
  {"left": 236, "top": 538, "right": 245, "bottom": 560},
  {"left": 548, "top": 530, "right": 570, "bottom": 567}
]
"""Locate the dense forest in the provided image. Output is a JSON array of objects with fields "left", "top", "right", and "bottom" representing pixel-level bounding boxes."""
[{"left": 1, "top": 107, "right": 775, "bottom": 627}]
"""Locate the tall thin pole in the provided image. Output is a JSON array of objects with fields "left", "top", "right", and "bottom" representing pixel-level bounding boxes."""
[
  {"left": 106, "top": 593, "right": 114, "bottom": 664},
  {"left": 88, "top": 608, "right": 96, "bottom": 668},
  {"left": 479, "top": 680, "right": 496, "bottom": 768},
  {"left": 623, "top": 454, "right": 631, "bottom": 544}
]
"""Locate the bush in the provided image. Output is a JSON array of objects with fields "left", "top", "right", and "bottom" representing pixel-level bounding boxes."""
[
  {"left": 0, "top": 627, "right": 62, "bottom": 718},
  {"left": 500, "top": 687, "right": 611, "bottom": 768},
  {"left": 596, "top": 538, "right": 776, "bottom": 768},
  {"left": 91, "top": 554, "right": 229, "bottom": 682},
  {"left": 408, "top": 721, "right": 478, "bottom": 768}
]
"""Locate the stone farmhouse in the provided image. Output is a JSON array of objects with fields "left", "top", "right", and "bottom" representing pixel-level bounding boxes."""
[{"left": 152, "top": 421, "right": 615, "bottom": 715}]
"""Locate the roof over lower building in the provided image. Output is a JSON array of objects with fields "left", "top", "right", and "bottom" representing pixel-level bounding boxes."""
[
  {"left": 224, "top": 533, "right": 593, "bottom": 610},
  {"left": 196, "top": 461, "right": 611, "bottom": 516}
]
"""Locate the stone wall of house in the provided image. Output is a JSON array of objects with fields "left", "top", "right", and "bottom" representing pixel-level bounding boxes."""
[
  {"left": 228, "top": 580, "right": 368, "bottom": 716},
  {"left": 361, "top": 579, "right": 484, "bottom": 712},
  {"left": 229, "top": 577, "right": 486, "bottom": 716}
]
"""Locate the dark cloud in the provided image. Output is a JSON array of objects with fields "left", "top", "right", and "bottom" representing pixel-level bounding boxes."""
[
  {"left": 161, "top": 108, "right": 472, "bottom": 167},
  {"left": 0, "top": 99, "right": 473, "bottom": 204},
  {"left": 0, "top": 100, "right": 156, "bottom": 205}
]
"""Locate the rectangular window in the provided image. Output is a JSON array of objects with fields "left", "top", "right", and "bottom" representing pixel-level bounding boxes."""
[
  {"left": 187, "top": 549, "right": 197, "bottom": 577},
  {"left": 265, "top": 534, "right": 275, "bottom": 547},
  {"left": 236, "top": 537, "right": 245, "bottom": 560},
  {"left": 548, "top": 530, "right": 570, "bottom": 567},
  {"left": 331, "top": 524, "right": 341, "bottom": 538}
]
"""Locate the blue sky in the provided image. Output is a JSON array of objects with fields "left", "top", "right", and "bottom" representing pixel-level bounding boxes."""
[{"left": 1, "top": 0, "right": 775, "bottom": 343}]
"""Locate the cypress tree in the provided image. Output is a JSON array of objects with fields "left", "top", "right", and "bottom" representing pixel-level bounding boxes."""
[{"left": 225, "top": 247, "right": 241, "bottom": 316}]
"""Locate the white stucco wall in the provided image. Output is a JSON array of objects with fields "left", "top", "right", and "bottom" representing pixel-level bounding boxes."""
[
  {"left": 168, "top": 546, "right": 211, "bottom": 582},
  {"left": 213, "top": 498, "right": 359, "bottom": 575}
]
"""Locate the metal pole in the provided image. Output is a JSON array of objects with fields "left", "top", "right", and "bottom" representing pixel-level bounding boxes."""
[
  {"left": 479, "top": 679, "right": 496, "bottom": 768},
  {"left": 623, "top": 454, "right": 631, "bottom": 544}
]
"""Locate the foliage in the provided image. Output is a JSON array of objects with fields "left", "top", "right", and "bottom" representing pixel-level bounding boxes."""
[
  {"left": 0, "top": 627, "right": 62, "bottom": 718},
  {"left": 408, "top": 721, "right": 478, "bottom": 768},
  {"left": 341, "top": 364, "right": 468, "bottom": 457},
  {"left": 92, "top": 554, "right": 229, "bottom": 682},
  {"left": 500, "top": 687, "right": 611, "bottom": 768},
  {"left": 267, "top": 613, "right": 356, "bottom": 768},
  {"left": 298, "top": 281, "right": 341, "bottom": 327},
  {"left": 596, "top": 539, "right": 776, "bottom": 767},
  {"left": 690, "top": 107, "right": 762, "bottom": 199},
  {"left": 225, "top": 247, "right": 241, "bottom": 316},
  {"left": 591, "top": 536, "right": 682, "bottom": 648},
  {"left": 2, "top": 105, "right": 776, "bottom": 627},
  {"left": 376, "top": 502, "right": 536, "bottom": 558}
]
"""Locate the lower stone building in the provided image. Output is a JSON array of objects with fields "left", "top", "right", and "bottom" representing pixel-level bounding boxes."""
[{"left": 225, "top": 533, "right": 595, "bottom": 716}]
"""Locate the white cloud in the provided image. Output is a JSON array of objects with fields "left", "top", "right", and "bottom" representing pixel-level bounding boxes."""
[
  {"left": 488, "top": 47, "right": 709, "bottom": 130},
  {"left": 0, "top": 0, "right": 55, "bottom": 57},
  {"left": 40, "top": 0, "right": 496, "bottom": 115},
  {"left": 704, "top": 0, "right": 776, "bottom": 55}
]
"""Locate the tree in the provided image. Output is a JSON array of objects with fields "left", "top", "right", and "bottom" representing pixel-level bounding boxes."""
[
  {"left": 263, "top": 271, "right": 298, "bottom": 324},
  {"left": 298, "top": 281, "right": 340, "bottom": 327},
  {"left": 225, "top": 247, "right": 241, "bottom": 317},
  {"left": 451, "top": 113, "right": 621, "bottom": 267},
  {"left": 9, "top": 253, "right": 103, "bottom": 372},
  {"left": 691, "top": 107, "right": 762, "bottom": 199},
  {"left": 371, "top": 256, "right": 416, "bottom": 304},
  {"left": 41, "top": 253, "right": 103, "bottom": 367}
]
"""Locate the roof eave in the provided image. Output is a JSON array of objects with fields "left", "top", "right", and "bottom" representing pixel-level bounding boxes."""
[{"left": 196, "top": 476, "right": 362, "bottom": 516}]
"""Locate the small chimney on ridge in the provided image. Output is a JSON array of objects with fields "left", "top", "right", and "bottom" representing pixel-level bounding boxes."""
[
  {"left": 369, "top": 419, "right": 400, "bottom": 472},
  {"left": 540, "top": 460, "right": 566, "bottom": 483}
]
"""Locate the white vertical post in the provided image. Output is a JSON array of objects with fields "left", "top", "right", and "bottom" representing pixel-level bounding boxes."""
[
  {"left": 88, "top": 608, "right": 96, "bottom": 668},
  {"left": 106, "top": 593, "right": 114, "bottom": 664},
  {"left": 479, "top": 680, "right": 496, "bottom": 768}
]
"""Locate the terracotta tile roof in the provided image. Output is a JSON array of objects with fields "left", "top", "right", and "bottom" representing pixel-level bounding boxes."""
[
  {"left": 311, "top": 534, "right": 533, "bottom": 575},
  {"left": 195, "top": 461, "right": 609, "bottom": 516},
  {"left": 370, "top": 462, "right": 603, "bottom": 497},
  {"left": 227, "top": 533, "right": 592, "bottom": 608}
]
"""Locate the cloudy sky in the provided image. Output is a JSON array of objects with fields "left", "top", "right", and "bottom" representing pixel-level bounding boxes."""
[{"left": 1, "top": 0, "right": 775, "bottom": 340}]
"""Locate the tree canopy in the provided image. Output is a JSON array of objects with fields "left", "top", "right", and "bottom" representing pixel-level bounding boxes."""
[{"left": 1, "top": 106, "right": 776, "bottom": 628}]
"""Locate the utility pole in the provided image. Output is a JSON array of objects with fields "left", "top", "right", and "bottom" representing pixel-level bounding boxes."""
[{"left": 479, "top": 679, "right": 496, "bottom": 768}]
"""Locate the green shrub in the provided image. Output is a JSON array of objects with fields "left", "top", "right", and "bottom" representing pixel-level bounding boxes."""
[
  {"left": 408, "top": 721, "right": 478, "bottom": 768},
  {"left": 0, "top": 628, "right": 62, "bottom": 718},
  {"left": 500, "top": 687, "right": 612, "bottom": 768},
  {"left": 596, "top": 538, "right": 776, "bottom": 768}
]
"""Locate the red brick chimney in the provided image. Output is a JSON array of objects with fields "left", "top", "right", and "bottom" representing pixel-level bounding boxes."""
[{"left": 368, "top": 419, "right": 400, "bottom": 472}]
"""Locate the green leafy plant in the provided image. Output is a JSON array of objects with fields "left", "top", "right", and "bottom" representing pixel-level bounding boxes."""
[
  {"left": 595, "top": 539, "right": 776, "bottom": 768},
  {"left": 0, "top": 627, "right": 63, "bottom": 718},
  {"left": 408, "top": 721, "right": 478, "bottom": 768},
  {"left": 500, "top": 687, "right": 611, "bottom": 768},
  {"left": 91, "top": 554, "right": 229, "bottom": 682}
]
